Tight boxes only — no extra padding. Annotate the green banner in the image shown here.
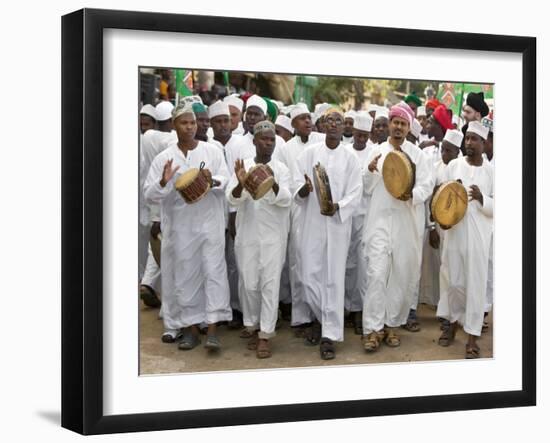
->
[175,69,193,98]
[437,83,493,116]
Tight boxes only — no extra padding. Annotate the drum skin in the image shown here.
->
[382,150,414,199]
[431,180,468,227]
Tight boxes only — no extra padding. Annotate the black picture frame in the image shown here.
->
[61,8,536,435]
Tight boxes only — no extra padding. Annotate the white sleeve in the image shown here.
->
[411,149,435,206]
[337,157,363,224]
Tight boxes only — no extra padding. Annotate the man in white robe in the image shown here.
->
[294,108,362,360]
[482,116,494,332]
[419,129,463,311]
[342,110,356,144]
[144,103,232,350]
[344,112,374,335]
[362,103,433,352]
[273,104,325,332]
[226,121,291,358]
[436,121,494,358]
[223,94,245,136]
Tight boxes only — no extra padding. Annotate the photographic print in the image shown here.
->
[138,67,495,374]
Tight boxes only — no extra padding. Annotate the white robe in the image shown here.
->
[226,158,291,337]
[344,143,374,313]
[437,156,494,336]
[294,142,363,341]
[144,141,232,329]
[273,132,326,323]
[419,160,448,307]
[485,155,494,313]
[139,130,176,280]
[362,140,434,334]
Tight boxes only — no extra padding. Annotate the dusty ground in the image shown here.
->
[139,304,493,375]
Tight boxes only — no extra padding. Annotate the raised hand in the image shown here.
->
[368,154,382,173]
[160,159,180,187]
[234,159,247,186]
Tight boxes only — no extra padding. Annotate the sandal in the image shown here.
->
[161,329,181,344]
[465,343,481,359]
[363,331,381,352]
[304,322,322,346]
[438,322,457,347]
[246,333,259,350]
[403,319,421,332]
[139,285,161,308]
[178,330,201,350]
[319,338,335,360]
[384,328,401,347]
[256,339,272,359]
[204,335,221,350]
[239,329,255,339]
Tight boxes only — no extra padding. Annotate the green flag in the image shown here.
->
[175,69,193,98]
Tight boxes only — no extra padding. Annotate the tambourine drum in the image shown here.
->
[382,150,415,200]
[431,180,468,227]
[175,167,210,204]
[150,233,162,266]
[313,162,333,215]
[244,164,274,200]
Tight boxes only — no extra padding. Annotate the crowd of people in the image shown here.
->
[138,84,494,362]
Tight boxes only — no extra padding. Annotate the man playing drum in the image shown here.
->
[144,102,232,351]
[226,121,292,359]
[436,121,494,359]
[293,108,363,360]
[362,103,433,353]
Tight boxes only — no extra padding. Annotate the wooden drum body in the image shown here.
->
[313,162,333,215]
[244,164,275,200]
[431,180,468,227]
[175,168,211,204]
[382,150,414,200]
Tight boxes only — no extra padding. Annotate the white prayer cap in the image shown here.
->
[344,110,357,120]
[443,129,464,147]
[311,112,319,124]
[411,119,422,138]
[246,94,268,114]
[155,101,174,121]
[367,104,379,113]
[275,115,293,133]
[223,95,244,112]
[466,121,489,140]
[353,112,373,132]
[374,107,389,120]
[290,103,310,121]
[208,100,230,119]
[140,104,157,120]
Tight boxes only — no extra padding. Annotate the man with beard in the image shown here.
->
[273,104,325,332]
[361,103,433,353]
[460,92,489,154]
[144,103,232,350]
[436,121,493,359]
[294,108,362,360]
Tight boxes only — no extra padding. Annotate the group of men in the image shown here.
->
[139,85,494,361]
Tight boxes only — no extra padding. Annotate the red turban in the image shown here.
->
[425,98,441,110]
[432,105,453,131]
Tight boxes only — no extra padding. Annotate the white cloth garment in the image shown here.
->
[437,156,494,336]
[232,121,245,135]
[226,158,292,338]
[362,140,434,334]
[273,132,326,324]
[294,142,363,341]
[342,135,354,145]
[343,143,374,313]
[419,160,448,307]
[144,141,232,329]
